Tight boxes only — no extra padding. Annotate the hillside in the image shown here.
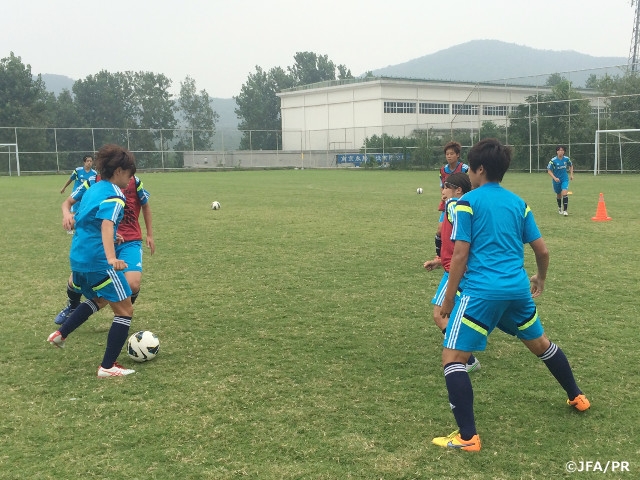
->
[369,39,627,86]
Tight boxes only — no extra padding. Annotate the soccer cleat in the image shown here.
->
[567,394,590,411]
[47,330,66,348]
[432,430,481,451]
[97,362,136,378]
[466,357,481,373]
[558,208,563,215]
[54,303,76,325]
[563,210,569,216]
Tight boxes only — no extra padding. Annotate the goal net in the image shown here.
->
[0,143,20,176]
[594,129,640,174]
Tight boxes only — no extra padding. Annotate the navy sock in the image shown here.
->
[444,362,476,440]
[101,316,132,369]
[538,342,581,400]
[557,198,562,209]
[58,300,99,337]
[467,354,477,366]
[563,195,568,211]
[67,284,82,309]
[131,290,139,305]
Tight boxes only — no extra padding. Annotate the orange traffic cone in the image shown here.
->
[591,193,612,221]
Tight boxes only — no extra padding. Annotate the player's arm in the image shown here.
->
[569,163,574,180]
[528,237,549,298]
[424,256,442,271]
[440,240,469,318]
[546,167,558,182]
[60,177,73,193]
[101,220,127,271]
[61,197,77,230]
[141,202,155,255]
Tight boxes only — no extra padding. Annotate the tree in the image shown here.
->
[0,52,54,169]
[175,76,218,151]
[235,52,353,151]
[235,66,292,150]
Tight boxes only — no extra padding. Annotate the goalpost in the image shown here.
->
[594,129,640,175]
[0,143,20,176]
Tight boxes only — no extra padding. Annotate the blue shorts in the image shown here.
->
[116,240,143,273]
[72,270,132,303]
[552,178,569,194]
[444,294,544,352]
[431,272,462,306]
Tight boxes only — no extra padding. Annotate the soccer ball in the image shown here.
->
[211,201,221,210]
[417,187,423,194]
[127,331,160,363]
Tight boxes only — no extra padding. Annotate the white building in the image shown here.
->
[277,77,594,153]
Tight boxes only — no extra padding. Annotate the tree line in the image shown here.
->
[3,50,639,171]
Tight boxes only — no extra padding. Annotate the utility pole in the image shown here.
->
[630,0,640,72]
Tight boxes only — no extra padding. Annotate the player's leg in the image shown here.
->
[48,272,106,348]
[96,270,135,377]
[561,180,570,215]
[554,182,563,213]
[117,240,143,304]
[511,300,589,411]
[54,274,83,324]
[432,295,496,451]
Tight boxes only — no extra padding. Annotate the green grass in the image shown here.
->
[1,170,638,479]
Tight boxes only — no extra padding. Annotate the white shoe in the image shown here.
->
[47,330,66,348]
[558,209,563,215]
[97,362,135,377]
[466,357,481,373]
[563,211,569,216]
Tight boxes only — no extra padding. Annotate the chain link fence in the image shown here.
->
[1,94,639,175]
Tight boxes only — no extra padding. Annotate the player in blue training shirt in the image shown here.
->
[431,138,589,452]
[547,145,573,216]
[60,155,97,206]
[48,144,139,378]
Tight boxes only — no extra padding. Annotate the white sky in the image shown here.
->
[2,0,634,98]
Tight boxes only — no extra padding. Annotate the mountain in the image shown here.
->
[369,40,627,87]
[40,73,75,95]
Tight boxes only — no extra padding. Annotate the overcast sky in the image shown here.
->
[2,0,634,98]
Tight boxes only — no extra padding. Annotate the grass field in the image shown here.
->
[1,169,638,479]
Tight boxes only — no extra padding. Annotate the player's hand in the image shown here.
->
[530,274,545,298]
[108,258,128,271]
[424,258,441,271]
[146,236,155,255]
[62,214,75,231]
[115,233,124,244]
[440,296,454,318]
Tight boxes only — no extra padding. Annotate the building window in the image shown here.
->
[384,101,416,114]
[482,105,509,116]
[419,103,449,114]
[452,104,479,115]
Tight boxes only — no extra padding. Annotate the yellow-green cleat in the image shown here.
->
[432,429,481,451]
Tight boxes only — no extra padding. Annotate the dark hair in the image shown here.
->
[467,138,511,183]
[556,145,566,152]
[95,144,136,179]
[444,172,472,194]
[443,141,461,155]
[82,155,93,163]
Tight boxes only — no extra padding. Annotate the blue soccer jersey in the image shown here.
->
[70,167,97,190]
[452,182,541,299]
[547,156,572,181]
[70,181,126,272]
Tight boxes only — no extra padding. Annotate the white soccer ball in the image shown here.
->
[417,187,423,194]
[211,201,221,210]
[127,330,160,363]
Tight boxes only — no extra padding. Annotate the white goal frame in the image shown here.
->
[594,129,640,175]
[0,143,20,176]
